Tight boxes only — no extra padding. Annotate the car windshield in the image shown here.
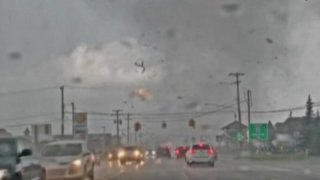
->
[3,0,320,179]
[0,139,16,157]
[41,144,82,157]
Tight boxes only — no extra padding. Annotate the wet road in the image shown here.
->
[94,155,320,180]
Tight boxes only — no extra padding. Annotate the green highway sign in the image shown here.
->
[249,123,268,140]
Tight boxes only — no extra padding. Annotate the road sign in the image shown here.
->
[74,112,88,139]
[237,131,244,142]
[249,123,268,140]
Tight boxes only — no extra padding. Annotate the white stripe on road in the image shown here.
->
[253,164,320,178]
[181,173,188,180]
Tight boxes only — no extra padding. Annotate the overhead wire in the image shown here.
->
[0,86,57,96]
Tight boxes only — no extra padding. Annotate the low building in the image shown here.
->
[0,128,11,137]
[221,121,247,146]
[275,117,305,138]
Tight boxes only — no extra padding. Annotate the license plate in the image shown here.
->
[196,151,207,157]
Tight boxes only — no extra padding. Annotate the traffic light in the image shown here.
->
[134,122,141,132]
[162,122,167,129]
[189,119,196,129]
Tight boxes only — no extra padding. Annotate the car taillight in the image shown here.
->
[91,154,95,161]
[190,149,195,156]
[175,149,180,155]
[208,149,214,156]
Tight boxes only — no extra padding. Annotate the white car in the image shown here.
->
[40,140,95,180]
[185,143,215,167]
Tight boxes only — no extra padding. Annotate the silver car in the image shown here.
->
[185,143,215,167]
[40,140,95,180]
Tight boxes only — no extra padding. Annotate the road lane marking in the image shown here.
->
[304,169,311,175]
[253,164,320,178]
[181,173,188,180]
[239,165,249,171]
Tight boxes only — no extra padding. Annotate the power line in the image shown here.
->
[65,85,127,91]
[0,112,59,122]
[3,118,62,128]
[0,86,57,96]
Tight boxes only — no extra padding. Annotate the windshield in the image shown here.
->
[41,144,82,157]
[2,0,320,179]
[0,139,16,157]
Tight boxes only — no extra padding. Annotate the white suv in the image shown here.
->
[185,143,215,167]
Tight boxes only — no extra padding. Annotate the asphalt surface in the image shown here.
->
[94,155,320,180]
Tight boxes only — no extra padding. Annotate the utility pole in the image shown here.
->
[229,72,245,149]
[71,102,75,136]
[102,126,106,153]
[113,110,122,145]
[139,132,142,146]
[247,90,252,148]
[135,131,137,145]
[127,113,130,145]
[60,86,65,136]
[247,90,251,126]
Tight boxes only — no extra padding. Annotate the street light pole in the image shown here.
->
[71,102,75,136]
[102,126,106,153]
[127,113,130,145]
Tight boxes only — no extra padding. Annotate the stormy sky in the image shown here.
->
[1,0,320,142]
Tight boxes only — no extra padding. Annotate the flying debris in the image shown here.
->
[134,60,146,73]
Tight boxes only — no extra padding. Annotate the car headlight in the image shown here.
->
[108,153,113,159]
[0,169,9,179]
[134,150,140,157]
[71,159,82,167]
[118,151,125,158]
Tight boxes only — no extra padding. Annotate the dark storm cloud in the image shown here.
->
[266,37,274,44]
[221,2,240,14]
[8,51,22,61]
[129,0,304,112]
[2,0,320,135]
[184,101,199,110]
[71,77,83,84]
[165,28,176,39]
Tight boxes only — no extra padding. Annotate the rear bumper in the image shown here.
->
[47,176,83,180]
[119,156,143,161]
[188,156,214,163]
[45,167,85,180]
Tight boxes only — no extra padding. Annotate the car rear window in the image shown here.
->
[192,144,210,150]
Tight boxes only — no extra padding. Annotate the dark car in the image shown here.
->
[117,146,144,165]
[0,137,45,180]
[156,146,171,158]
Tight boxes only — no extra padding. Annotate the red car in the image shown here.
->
[175,146,189,159]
